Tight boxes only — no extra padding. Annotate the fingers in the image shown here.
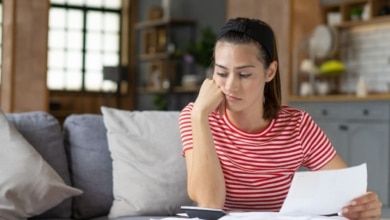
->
[342,211,378,219]
[217,97,226,116]
[341,192,382,220]
[353,192,378,204]
[343,205,381,219]
[195,79,224,115]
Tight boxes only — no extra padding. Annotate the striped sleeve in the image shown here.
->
[299,111,336,170]
[178,103,195,156]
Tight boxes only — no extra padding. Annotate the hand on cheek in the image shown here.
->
[194,79,224,115]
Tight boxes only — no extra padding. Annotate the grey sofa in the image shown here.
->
[6,111,187,220]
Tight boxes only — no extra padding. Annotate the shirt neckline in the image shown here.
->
[222,108,275,137]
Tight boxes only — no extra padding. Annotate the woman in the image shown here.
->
[178,17,382,219]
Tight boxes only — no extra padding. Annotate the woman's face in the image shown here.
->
[213,41,276,113]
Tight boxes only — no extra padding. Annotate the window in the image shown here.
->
[48,0,122,92]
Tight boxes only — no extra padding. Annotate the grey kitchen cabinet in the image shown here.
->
[315,121,349,164]
[289,101,390,207]
[348,122,389,206]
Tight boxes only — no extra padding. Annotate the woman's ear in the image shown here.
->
[265,61,278,82]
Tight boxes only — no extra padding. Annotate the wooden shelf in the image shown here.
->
[335,14,390,28]
[139,52,172,61]
[322,0,390,28]
[137,87,168,94]
[173,85,200,93]
[134,17,198,109]
[137,85,200,94]
[135,19,196,29]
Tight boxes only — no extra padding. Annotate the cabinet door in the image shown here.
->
[316,120,350,164]
[348,122,389,206]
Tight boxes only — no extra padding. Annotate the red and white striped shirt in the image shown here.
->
[179,103,336,211]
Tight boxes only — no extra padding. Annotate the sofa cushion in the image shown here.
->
[92,216,166,220]
[101,106,193,218]
[6,110,81,219]
[0,110,82,219]
[63,114,113,219]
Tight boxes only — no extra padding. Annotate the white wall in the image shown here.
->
[339,23,390,94]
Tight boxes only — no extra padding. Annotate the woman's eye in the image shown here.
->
[239,73,251,78]
[217,72,228,77]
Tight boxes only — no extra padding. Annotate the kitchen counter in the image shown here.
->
[287,93,390,103]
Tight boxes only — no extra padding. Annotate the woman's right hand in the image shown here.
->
[193,78,225,115]
[186,78,227,207]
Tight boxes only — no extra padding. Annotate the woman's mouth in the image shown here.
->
[221,89,241,101]
[225,94,241,101]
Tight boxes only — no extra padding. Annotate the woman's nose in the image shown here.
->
[225,75,238,91]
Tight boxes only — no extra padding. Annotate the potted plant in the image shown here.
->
[350,6,363,21]
[186,26,217,69]
[181,26,217,82]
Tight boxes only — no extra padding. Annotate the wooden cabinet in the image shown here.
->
[322,0,390,28]
[134,19,199,110]
[290,101,390,207]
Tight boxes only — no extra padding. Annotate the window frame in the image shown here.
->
[48,2,123,93]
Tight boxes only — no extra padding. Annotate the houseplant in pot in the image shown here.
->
[185,26,216,80]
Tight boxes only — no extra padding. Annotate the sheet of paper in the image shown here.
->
[220,212,347,220]
[155,218,201,220]
[280,163,367,216]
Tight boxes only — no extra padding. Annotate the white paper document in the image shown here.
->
[280,163,367,216]
[220,212,346,220]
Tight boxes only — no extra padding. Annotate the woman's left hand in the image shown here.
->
[341,191,382,219]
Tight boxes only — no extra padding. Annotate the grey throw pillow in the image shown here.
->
[0,109,83,219]
[101,106,192,218]
[6,111,75,219]
[63,114,113,219]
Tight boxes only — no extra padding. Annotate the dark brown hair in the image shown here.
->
[214,17,281,120]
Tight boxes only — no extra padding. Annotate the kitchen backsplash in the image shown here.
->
[339,23,390,94]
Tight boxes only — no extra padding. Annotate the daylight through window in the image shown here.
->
[48,0,121,92]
